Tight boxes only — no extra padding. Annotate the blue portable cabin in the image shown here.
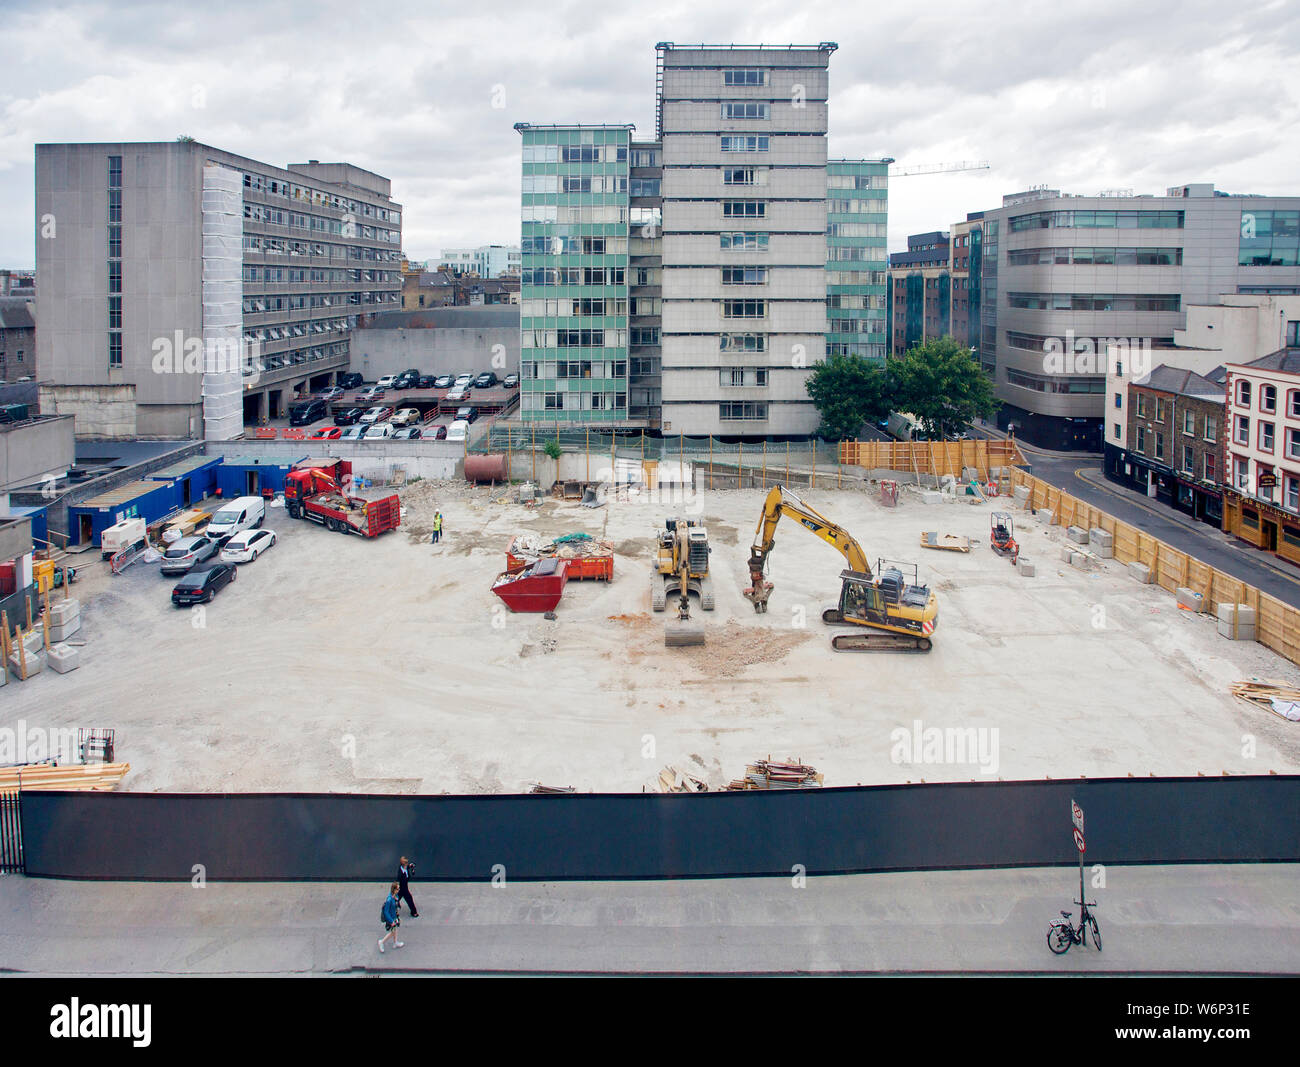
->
[149,455,222,510]
[215,455,307,500]
[2,505,49,552]
[66,479,180,547]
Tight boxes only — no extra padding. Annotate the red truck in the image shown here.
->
[283,462,401,538]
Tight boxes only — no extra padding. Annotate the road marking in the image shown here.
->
[1071,469,1300,594]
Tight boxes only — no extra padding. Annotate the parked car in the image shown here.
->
[220,528,277,564]
[433,374,454,389]
[395,369,420,389]
[360,405,394,424]
[339,425,368,441]
[433,424,448,440]
[339,372,364,389]
[206,496,266,544]
[391,407,422,427]
[288,398,328,426]
[456,406,479,424]
[358,386,386,402]
[334,407,365,426]
[310,426,342,440]
[416,374,437,389]
[453,373,474,389]
[160,535,220,576]
[503,373,519,389]
[393,426,423,440]
[364,422,395,439]
[317,386,345,401]
[377,374,398,389]
[172,563,237,606]
[473,371,499,389]
[445,386,471,403]
[445,419,470,443]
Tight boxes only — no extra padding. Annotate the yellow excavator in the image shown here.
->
[743,486,939,653]
[653,518,713,647]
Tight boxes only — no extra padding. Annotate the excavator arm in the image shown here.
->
[744,486,873,611]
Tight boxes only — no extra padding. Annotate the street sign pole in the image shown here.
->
[1072,799,1086,905]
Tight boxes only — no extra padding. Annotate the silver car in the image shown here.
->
[160,535,219,575]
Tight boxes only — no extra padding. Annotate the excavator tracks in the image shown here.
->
[831,632,933,653]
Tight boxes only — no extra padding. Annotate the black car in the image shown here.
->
[171,563,237,606]
[288,398,328,426]
[334,407,366,426]
[339,372,364,389]
[433,374,454,389]
[473,372,499,388]
[416,374,436,389]
[456,406,480,424]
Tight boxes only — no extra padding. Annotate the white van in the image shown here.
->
[206,495,266,544]
[445,419,469,443]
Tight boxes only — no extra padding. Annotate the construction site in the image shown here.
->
[4,439,1300,799]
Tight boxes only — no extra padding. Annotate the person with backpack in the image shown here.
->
[397,856,419,918]
[378,882,403,953]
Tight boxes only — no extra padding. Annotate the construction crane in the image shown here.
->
[886,160,990,178]
[742,486,939,653]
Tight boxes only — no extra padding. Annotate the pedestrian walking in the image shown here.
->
[378,881,403,953]
[431,511,443,544]
[397,856,419,918]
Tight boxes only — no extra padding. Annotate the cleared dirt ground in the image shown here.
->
[8,479,1300,793]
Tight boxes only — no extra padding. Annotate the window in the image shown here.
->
[1204,451,1216,482]
[1236,457,1250,490]
[108,296,121,329]
[723,69,766,86]
[1260,421,1275,452]
[1235,415,1250,445]
[108,155,122,188]
[108,226,121,257]
[1289,478,1300,512]
[720,135,769,153]
[720,333,766,352]
[1114,392,1122,409]
[1182,410,1195,435]
[1237,380,1252,407]
[1136,426,1146,452]
[1113,422,1121,440]
[1261,384,1278,412]
[1155,398,1165,423]
[108,261,121,294]
[1239,209,1300,267]
[721,102,769,120]
[1154,432,1164,460]
[722,300,766,318]
[1136,394,1147,417]
[723,201,765,218]
[721,266,767,285]
[719,401,768,421]
[723,168,757,186]
[720,232,769,250]
[108,333,121,367]
[1204,416,1217,443]
[1290,390,1300,418]
[1182,445,1194,474]
[1288,427,1300,460]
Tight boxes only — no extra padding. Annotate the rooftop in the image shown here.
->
[1133,365,1225,399]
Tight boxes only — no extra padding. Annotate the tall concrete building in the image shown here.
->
[516,42,852,438]
[36,142,402,439]
[977,183,1300,451]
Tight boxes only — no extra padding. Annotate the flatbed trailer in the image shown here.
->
[283,465,399,537]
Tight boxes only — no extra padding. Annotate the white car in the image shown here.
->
[220,528,277,564]
[453,373,473,388]
[339,425,368,441]
[359,405,392,424]
[377,375,398,389]
[445,419,470,443]
[445,386,471,403]
[391,407,421,427]
[364,422,395,439]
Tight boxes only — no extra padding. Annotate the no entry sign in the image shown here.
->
[1073,827,1086,853]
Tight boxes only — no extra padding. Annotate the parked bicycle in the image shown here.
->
[1047,899,1101,954]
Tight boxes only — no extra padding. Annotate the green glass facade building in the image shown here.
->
[827,160,889,363]
[516,124,633,423]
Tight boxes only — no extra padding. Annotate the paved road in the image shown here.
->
[2,865,1296,975]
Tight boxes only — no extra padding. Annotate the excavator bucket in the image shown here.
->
[664,616,706,647]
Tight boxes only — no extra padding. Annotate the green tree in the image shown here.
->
[805,353,893,440]
[890,336,998,439]
[542,439,563,461]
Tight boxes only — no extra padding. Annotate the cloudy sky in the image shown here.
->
[1,0,1297,268]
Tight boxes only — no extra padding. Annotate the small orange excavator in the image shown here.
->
[990,511,1020,564]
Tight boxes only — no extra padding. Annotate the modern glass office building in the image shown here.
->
[827,159,889,364]
[516,125,633,423]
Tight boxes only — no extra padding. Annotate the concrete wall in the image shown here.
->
[38,384,137,439]
[348,324,519,382]
[0,414,75,493]
[0,514,32,561]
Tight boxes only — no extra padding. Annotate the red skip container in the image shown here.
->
[491,557,569,613]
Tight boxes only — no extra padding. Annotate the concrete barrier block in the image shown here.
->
[1067,525,1090,544]
[1036,508,1057,524]
[1129,562,1153,584]
[920,491,942,505]
[49,599,81,626]
[1016,557,1036,577]
[46,643,79,674]
[49,616,81,642]
[1216,604,1257,640]
[1088,529,1114,558]
[20,629,43,655]
[1013,486,1031,508]
[1060,546,1076,563]
[1176,586,1204,612]
[1071,552,1091,570]
[8,650,43,678]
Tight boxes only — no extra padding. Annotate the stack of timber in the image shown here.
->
[0,761,131,795]
[658,765,709,793]
[1230,680,1300,721]
[727,757,823,791]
